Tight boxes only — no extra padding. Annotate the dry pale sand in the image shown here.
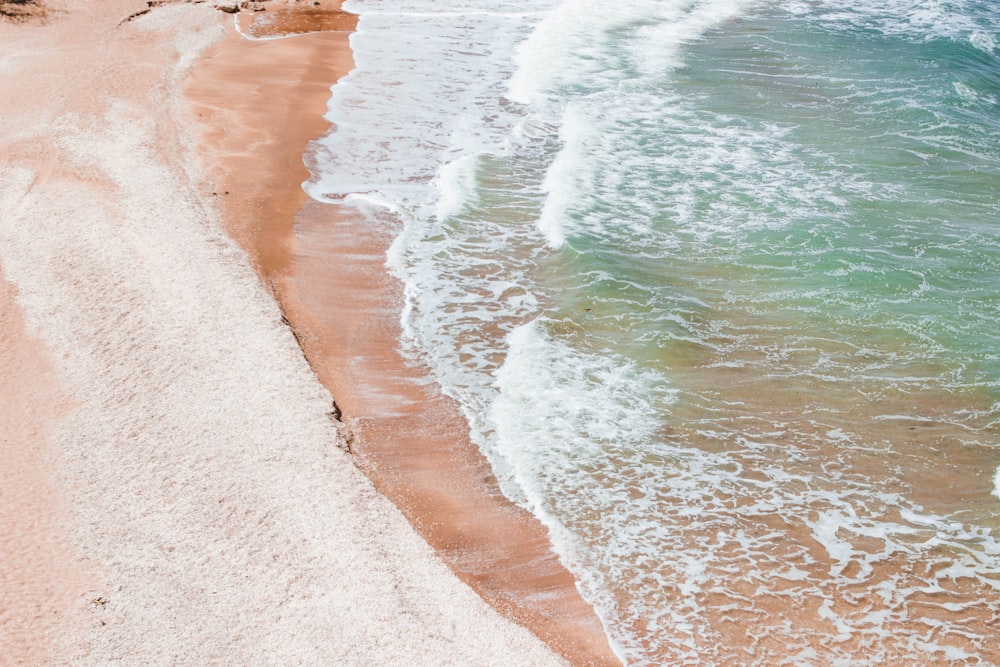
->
[0,271,95,665]
[0,1,566,663]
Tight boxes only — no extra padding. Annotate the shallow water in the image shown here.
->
[306,0,1000,662]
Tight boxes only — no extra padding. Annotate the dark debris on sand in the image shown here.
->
[0,0,48,22]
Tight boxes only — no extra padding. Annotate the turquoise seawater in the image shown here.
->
[307,0,1000,662]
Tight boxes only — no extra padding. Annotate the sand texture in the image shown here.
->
[0,2,565,663]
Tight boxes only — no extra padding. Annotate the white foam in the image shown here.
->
[970,31,998,54]
[507,0,758,104]
[506,0,609,104]
[536,105,595,248]
[954,81,980,103]
[434,154,480,222]
[487,320,676,654]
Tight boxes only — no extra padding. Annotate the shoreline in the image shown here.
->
[186,5,620,665]
[184,6,356,281]
[279,199,620,665]
[0,2,570,662]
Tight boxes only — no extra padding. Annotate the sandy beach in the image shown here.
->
[183,5,620,665]
[0,0,592,662]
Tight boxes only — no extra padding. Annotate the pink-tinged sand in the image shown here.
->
[0,1,566,663]
[0,271,96,664]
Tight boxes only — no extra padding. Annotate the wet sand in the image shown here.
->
[279,202,620,666]
[0,1,567,663]
[185,5,620,665]
[184,6,356,279]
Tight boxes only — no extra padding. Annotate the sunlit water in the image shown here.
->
[305,0,1000,662]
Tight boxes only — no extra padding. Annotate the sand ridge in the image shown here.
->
[0,2,565,663]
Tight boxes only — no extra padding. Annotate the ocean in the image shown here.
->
[304,0,1000,662]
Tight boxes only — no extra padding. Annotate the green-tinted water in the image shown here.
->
[492,5,1000,662]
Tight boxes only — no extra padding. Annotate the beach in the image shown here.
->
[0,1,605,663]
[8,0,1000,662]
